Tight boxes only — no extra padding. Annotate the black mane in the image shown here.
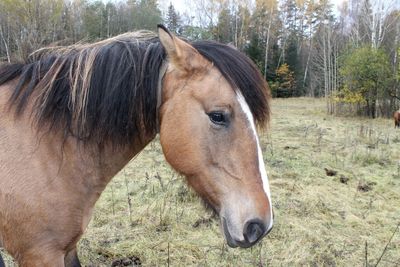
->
[0,32,270,146]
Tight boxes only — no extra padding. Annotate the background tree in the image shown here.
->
[214,6,233,43]
[134,0,162,31]
[83,1,107,39]
[166,2,181,34]
[339,46,393,117]
[270,63,296,97]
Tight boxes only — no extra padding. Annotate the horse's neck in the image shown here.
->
[77,138,154,189]
[0,81,155,201]
[49,131,156,201]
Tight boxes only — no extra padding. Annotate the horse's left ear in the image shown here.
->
[157,24,208,73]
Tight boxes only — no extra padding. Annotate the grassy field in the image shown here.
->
[2,98,400,266]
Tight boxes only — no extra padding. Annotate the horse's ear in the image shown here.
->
[158,25,177,57]
[157,24,207,73]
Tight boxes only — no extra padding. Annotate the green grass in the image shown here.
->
[2,98,399,266]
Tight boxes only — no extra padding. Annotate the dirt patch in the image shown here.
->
[284,145,299,150]
[324,168,338,176]
[111,256,141,266]
[339,175,349,184]
[357,180,376,192]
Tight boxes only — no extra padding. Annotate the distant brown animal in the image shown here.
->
[394,110,400,128]
[0,25,273,266]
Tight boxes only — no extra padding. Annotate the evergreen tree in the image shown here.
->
[166,3,181,34]
[214,7,233,43]
[285,32,302,95]
[280,0,303,94]
[245,33,263,70]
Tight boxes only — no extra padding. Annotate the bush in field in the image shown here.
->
[337,46,393,118]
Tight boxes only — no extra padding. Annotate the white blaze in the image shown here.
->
[236,92,273,231]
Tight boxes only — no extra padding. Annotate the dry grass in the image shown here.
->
[1,97,399,266]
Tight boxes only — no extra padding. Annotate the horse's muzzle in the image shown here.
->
[223,217,271,248]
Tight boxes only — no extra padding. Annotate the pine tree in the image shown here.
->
[166,3,181,34]
[214,7,233,43]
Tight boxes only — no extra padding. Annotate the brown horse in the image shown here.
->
[0,25,273,266]
[394,110,400,128]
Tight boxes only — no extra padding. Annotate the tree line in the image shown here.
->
[0,0,399,118]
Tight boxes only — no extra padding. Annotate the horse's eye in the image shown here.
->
[208,112,226,125]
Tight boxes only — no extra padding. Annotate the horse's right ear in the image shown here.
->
[157,24,207,73]
[158,25,178,59]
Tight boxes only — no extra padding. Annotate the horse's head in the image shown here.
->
[158,26,273,248]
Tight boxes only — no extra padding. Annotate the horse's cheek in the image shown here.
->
[160,135,201,176]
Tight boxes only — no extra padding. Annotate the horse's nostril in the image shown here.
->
[243,219,266,244]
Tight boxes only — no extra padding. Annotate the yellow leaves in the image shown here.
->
[331,87,366,104]
[272,63,296,97]
[276,63,295,87]
[276,63,290,76]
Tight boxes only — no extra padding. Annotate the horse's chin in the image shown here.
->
[221,217,239,248]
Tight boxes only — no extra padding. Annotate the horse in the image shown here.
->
[0,25,273,266]
[394,110,400,128]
